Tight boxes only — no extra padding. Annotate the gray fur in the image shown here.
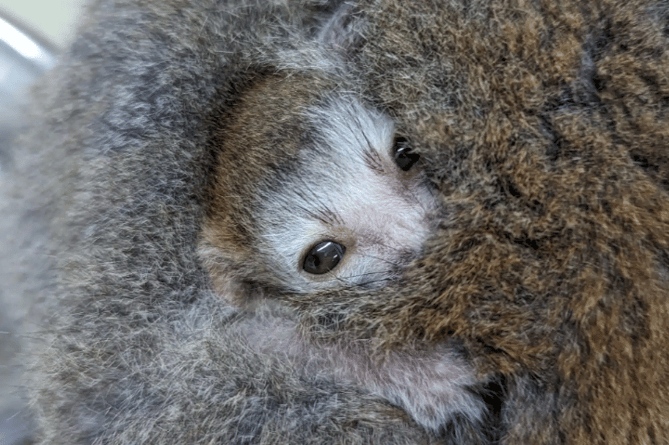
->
[0,0,467,443]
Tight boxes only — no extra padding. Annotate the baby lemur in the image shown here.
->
[198,73,485,431]
[199,74,436,301]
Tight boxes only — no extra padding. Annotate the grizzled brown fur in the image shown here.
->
[288,0,669,443]
[3,0,669,443]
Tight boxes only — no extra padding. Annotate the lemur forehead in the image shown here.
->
[307,96,396,159]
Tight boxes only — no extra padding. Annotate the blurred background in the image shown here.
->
[0,0,85,173]
[0,0,84,48]
[0,2,83,444]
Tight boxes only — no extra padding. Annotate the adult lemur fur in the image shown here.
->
[3,0,669,443]
[3,0,487,443]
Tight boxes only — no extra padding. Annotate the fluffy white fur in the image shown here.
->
[237,303,484,432]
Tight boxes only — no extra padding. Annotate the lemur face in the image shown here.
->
[261,97,437,293]
[199,75,437,302]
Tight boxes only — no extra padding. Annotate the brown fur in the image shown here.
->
[285,0,669,443]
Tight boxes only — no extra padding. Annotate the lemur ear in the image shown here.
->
[317,2,363,58]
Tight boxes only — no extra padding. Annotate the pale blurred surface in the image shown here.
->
[0,5,62,444]
[0,0,85,48]
[0,9,57,175]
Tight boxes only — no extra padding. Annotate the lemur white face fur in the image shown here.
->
[199,74,484,432]
[259,97,436,293]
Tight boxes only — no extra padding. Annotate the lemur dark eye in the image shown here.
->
[393,136,420,171]
[303,240,346,275]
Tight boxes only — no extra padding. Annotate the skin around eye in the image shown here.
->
[303,240,346,274]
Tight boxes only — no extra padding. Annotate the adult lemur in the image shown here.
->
[4,0,669,443]
[3,1,489,443]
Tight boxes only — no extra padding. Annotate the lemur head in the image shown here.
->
[199,73,437,305]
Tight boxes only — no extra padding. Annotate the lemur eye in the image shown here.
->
[393,136,420,171]
[303,240,346,275]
